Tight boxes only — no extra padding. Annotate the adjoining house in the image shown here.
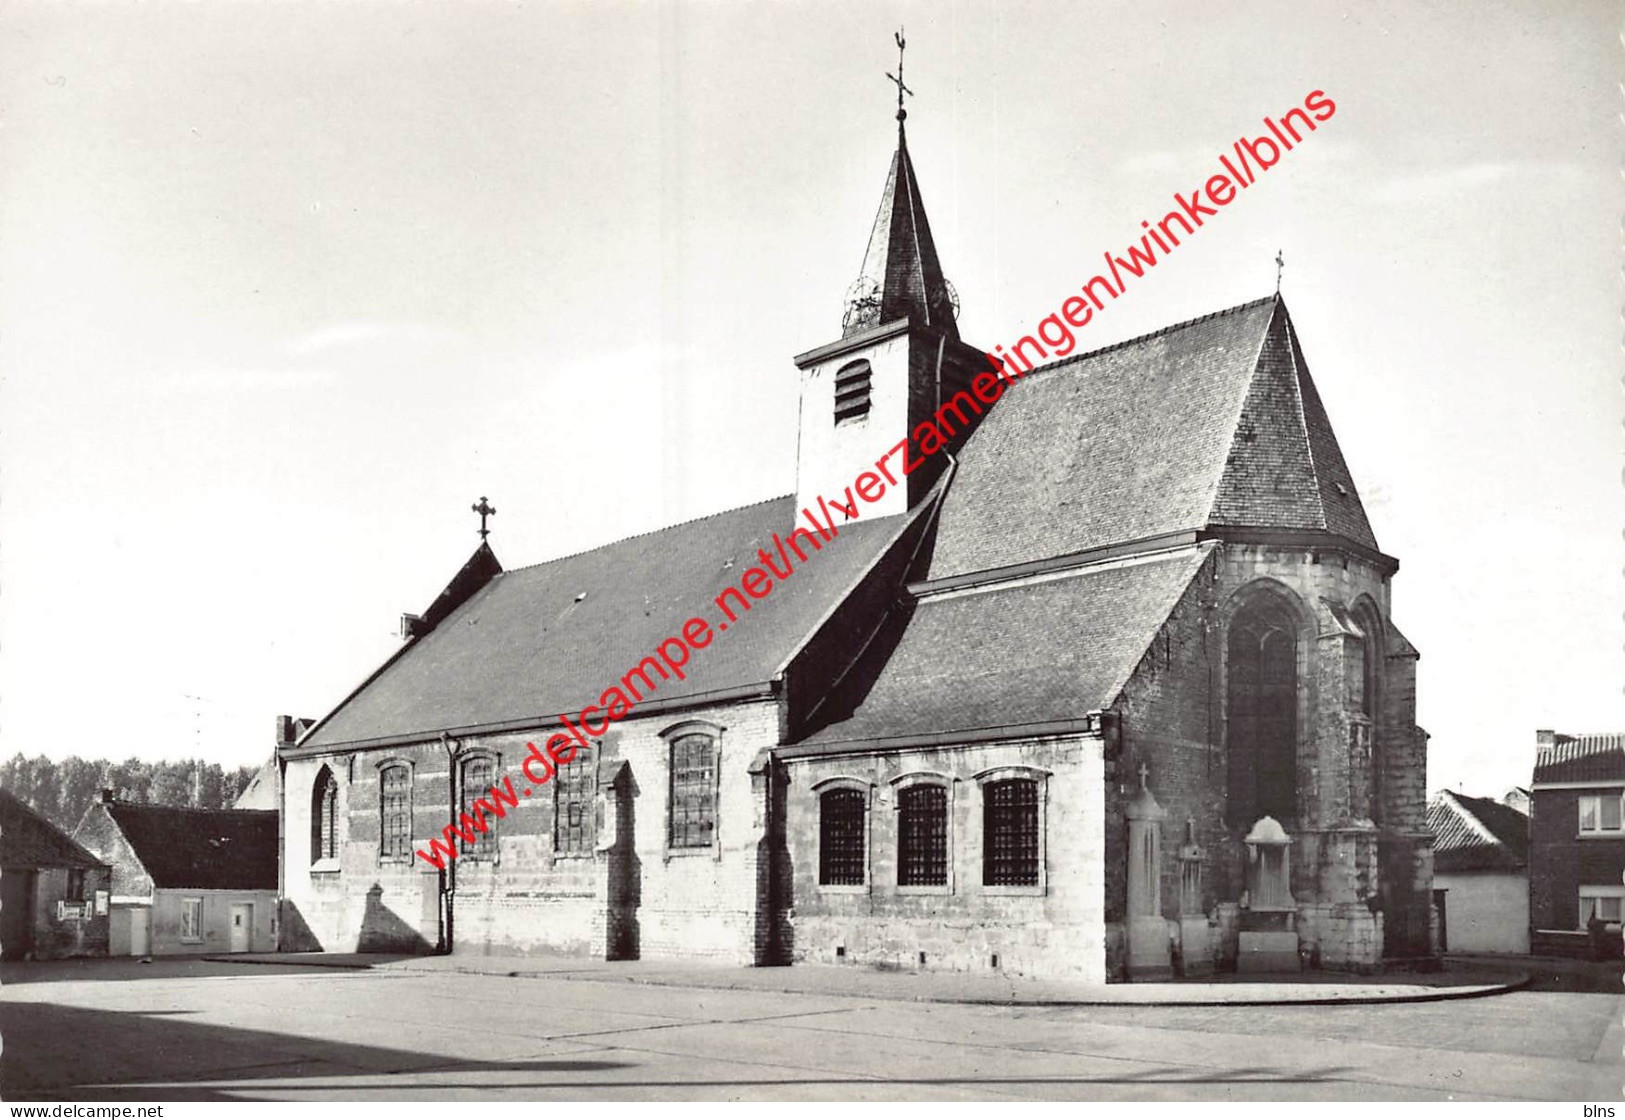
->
[0,787,112,960]
[1529,729,1625,958]
[72,791,278,956]
[1427,789,1528,954]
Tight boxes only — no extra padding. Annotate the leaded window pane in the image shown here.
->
[459,757,497,857]
[380,765,412,858]
[983,779,1039,886]
[555,757,596,855]
[669,733,717,849]
[819,788,866,885]
[898,784,947,886]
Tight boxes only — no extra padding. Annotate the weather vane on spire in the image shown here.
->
[886,27,912,122]
[471,496,496,541]
[1275,249,1285,294]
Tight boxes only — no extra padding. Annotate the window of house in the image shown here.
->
[834,360,872,424]
[1580,887,1625,927]
[380,763,412,859]
[669,732,717,849]
[459,755,498,859]
[312,768,339,864]
[554,756,596,856]
[897,783,948,887]
[818,787,867,886]
[180,898,203,942]
[983,778,1040,887]
[1578,792,1624,834]
[66,869,86,901]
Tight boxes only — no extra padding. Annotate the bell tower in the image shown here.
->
[792,31,989,519]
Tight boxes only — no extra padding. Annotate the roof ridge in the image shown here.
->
[497,493,794,577]
[1436,789,1507,850]
[1010,293,1278,383]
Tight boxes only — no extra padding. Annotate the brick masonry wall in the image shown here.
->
[1529,787,1625,930]
[26,866,111,959]
[784,735,1106,982]
[281,698,782,964]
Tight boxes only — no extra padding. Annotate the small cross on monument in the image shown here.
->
[886,28,913,122]
[1275,249,1285,294]
[471,496,496,541]
[1138,762,1151,791]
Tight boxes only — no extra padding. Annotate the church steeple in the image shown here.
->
[841,31,958,340]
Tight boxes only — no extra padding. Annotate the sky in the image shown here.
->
[0,1,1618,798]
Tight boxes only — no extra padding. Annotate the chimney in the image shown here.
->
[100,788,115,803]
[276,714,317,750]
[1536,729,1557,754]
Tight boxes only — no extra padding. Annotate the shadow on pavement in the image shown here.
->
[0,1001,635,1102]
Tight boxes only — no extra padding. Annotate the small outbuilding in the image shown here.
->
[73,792,278,956]
[0,787,112,960]
[1428,789,1529,954]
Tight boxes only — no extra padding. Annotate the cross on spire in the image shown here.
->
[886,27,912,122]
[1275,249,1285,294]
[471,496,496,541]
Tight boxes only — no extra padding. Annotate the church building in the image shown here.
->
[277,83,1434,980]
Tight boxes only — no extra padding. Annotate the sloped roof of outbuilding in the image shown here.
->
[790,545,1214,751]
[104,802,278,891]
[301,496,914,751]
[0,787,109,871]
[1429,790,1528,872]
[926,296,1379,580]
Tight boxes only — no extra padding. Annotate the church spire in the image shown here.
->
[841,30,958,341]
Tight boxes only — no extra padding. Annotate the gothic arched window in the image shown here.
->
[1226,594,1300,826]
[311,766,338,864]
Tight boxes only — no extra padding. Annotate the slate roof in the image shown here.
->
[844,122,957,341]
[105,802,278,890]
[926,296,1379,580]
[792,546,1214,750]
[1428,790,1528,872]
[1534,733,1625,784]
[303,496,913,750]
[0,787,109,871]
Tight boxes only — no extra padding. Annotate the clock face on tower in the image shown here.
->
[842,276,882,334]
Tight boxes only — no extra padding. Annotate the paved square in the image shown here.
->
[2,959,1620,1101]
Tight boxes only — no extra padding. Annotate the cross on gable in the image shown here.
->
[471,496,496,540]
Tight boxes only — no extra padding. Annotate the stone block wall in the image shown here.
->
[784,734,1106,981]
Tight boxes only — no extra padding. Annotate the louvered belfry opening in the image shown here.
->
[833,360,872,424]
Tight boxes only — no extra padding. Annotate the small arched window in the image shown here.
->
[457,754,499,858]
[311,766,338,865]
[379,763,412,860]
[982,778,1039,886]
[834,360,872,424]
[897,783,948,886]
[668,731,718,849]
[818,787,867,886]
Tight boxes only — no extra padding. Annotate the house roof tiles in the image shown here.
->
[104,802,278,891]
[0,787,109,872]
[1428,790,1528,872]
[1534,733,1625,784]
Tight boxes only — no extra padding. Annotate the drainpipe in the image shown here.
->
[438,731,457,955]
